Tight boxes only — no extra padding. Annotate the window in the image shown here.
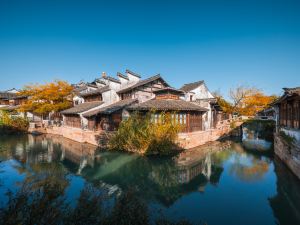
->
[190,95,193,101]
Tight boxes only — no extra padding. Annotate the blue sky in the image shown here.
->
[0,0,299,97]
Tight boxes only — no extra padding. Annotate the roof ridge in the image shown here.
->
[126,69,141,78]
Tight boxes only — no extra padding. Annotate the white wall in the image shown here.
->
[118,76,129,87]
[127,72,140,83]
[184,83,215,130]
[102,90,119,104]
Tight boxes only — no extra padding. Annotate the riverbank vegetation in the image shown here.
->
[108,112,181,155]
[0,110,29,134]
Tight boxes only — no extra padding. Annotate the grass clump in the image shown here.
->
[108,111,182,155]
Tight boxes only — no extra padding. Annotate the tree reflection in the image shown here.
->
[0,180,195,225]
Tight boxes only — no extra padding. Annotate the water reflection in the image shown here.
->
[269,158,300,225]
[242,120,274,152]
[0,134,300,225]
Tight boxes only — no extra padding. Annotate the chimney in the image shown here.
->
[102,72,106,78]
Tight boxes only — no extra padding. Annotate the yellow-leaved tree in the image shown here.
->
[18,80,73,118]
[229,85,277,116]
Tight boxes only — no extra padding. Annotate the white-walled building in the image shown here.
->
[180,80,216,130]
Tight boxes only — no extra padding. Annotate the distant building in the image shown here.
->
[0,89,27,116]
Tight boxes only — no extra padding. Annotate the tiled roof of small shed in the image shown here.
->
[83,99,137,117]
[61,101,103,115]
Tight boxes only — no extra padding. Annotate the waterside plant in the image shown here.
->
[108,111,182,155]
[0,110,29,134]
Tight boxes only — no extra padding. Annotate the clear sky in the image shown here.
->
[0,0,299,97]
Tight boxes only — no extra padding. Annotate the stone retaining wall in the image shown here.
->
[274,133,300,180]
[45,126,103,146]
[177,124,232,149]
[32,120,237,149]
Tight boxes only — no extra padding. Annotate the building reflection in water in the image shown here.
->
[1,134,300,224]
[269,158,300,225]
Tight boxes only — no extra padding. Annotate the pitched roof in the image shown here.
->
[79,86,110,97]
[83,99,138,117]
[126,69,141,78]
[153,87,185,96]
[0,92,16,100]
[283,87,300,95]
[117,74,169,94]
[0,92,26,100]
[127,99,208,112]
[180,80,204,92]
[73,86,88,94]
[61,101,103,115]
[273,87,300,105]
[93,79,106,85]
[117,72,129,80]
[103,76,121,84]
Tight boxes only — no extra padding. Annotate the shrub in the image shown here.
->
[0,110,29,133]
[108,111,181,155]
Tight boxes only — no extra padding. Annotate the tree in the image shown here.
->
[212,90,234,114]
[18,80,73,117]
[228,85,277,116]
[239,93,277,116]
[229,85,259,113]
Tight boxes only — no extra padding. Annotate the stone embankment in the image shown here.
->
[274,133,300,180]
[29,119,243,150]
[177,121,242,149]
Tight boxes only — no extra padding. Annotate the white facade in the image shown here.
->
[182,82,215,130]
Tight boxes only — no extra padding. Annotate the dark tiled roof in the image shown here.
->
[0,92,26,100]
[126,69,141,78]
[283,87,300,95]
[61,101,103,115]
[153,87,185,96]
[86,83,98,88]
[0,92,16,99]
[180,80,204,92]
[83,99,138,117]
[93,79,106,85]
[273,87,300,105]
[79,86,110,97]
[128,99,208,112]
[117,72,129,80]
[117,74,169,94]
[74,86,88,94]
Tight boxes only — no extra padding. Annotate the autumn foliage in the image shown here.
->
[239,92,277,116]
[215,85,277,116]
[18,80,73,116]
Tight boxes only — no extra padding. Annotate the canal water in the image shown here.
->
[0,134,300,225]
